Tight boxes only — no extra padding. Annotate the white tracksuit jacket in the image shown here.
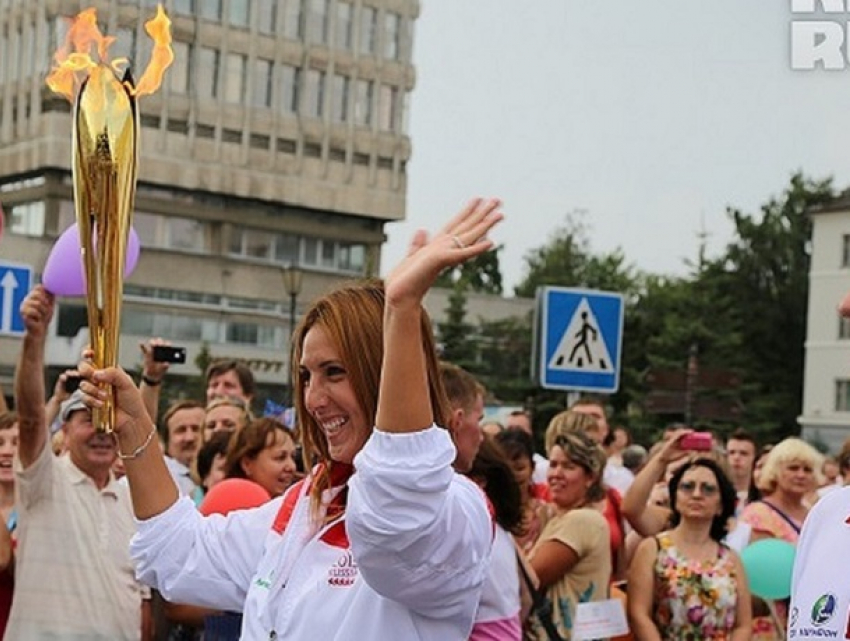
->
[131,427,492,640]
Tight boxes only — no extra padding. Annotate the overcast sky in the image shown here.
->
[381,1,850,294]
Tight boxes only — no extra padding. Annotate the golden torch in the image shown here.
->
[47,7,173,432]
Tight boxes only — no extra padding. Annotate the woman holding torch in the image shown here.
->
[77,199,503,640]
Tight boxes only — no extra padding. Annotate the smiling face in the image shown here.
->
[300,326,370,465]
[241,429,297,497]
[0,423,18,484]
[546,444,593,511]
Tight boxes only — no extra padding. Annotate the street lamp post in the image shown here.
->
[282,264,303,403]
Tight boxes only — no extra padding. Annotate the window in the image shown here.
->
[338,243,366,273]
[197,47,220,99]
[305,69,325,118]
[274,233,300,264]
[8,201,45,236]
[173,0,194,16]
[359,6,377,55]
[224,53,247,104]
[283,0,303,39]
[0,26,7,85]
[9,25,18,82]
[320,240,335,268]
[169,41,191,95]
[331,74,349,122]
[378,84,396,131]
[113,28,136,63]
[252,58,273,108]
[336,3,353,49]
[133,212,210,252]
[303,237,318,265]
[228,0,250,28]
[837,379,850,412]
[122,309,219,343]
[843,234,850,268]
[384,12,400,59]
[226,322,277,347]
[841,316,850,340]
[307,0,330,44]
[244,229,273,259]
[279,65,300,114]
[200,0,222,22]
[257,0,277,35]
[354,79,373,126]
[165,218,207,252]
[57,305,88,338]
[22,22,34,81]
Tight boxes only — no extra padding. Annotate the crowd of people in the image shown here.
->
[0,199,847,640]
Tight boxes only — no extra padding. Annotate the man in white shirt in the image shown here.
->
[11,285,149,640]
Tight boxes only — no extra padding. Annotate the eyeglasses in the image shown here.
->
[677,480,719,496]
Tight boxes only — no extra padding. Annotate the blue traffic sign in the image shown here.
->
[538,287,624,393]
[0,261,32,337]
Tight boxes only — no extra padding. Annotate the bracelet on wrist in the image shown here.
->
[114,426,157,461]
[141,375,161,387]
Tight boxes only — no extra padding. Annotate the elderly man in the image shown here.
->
[9,285,150,640]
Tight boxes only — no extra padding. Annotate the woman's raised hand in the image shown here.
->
[385,198,503,308]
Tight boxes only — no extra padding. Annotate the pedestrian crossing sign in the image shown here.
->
[537,287,624,393]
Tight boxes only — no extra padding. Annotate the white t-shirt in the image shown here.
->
[8,445,147,640]
[789,486,850,639]
[471,525,522,640]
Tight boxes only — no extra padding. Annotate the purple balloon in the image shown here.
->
[42,223,141,296]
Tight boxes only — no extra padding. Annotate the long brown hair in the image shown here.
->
[291,280,451,520]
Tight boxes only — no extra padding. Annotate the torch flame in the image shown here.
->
[46,4,173,101]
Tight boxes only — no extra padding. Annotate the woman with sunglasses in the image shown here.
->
[75,199,502,640]
[627,458,752,640]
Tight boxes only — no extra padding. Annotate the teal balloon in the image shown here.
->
[740,538,796,600]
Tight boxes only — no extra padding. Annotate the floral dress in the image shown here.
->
[652,533,740,640]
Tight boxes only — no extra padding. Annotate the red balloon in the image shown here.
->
[199,478,271,516]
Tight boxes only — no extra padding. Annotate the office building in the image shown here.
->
[0,0,418,404]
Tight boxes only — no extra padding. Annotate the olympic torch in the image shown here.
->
[47,6,173,432]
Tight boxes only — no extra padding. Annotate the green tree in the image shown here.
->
[514,213,639,299]
[702,172,835,442]
[437,281,478,371]
[475,313,536,404]
[436,244,504,295]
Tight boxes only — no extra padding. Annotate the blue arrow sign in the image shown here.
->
[0,262,32,337]
[538,287,624,393]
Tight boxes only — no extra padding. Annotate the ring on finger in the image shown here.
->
[451,235,466,249]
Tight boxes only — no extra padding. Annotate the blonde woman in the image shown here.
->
[740,437,822,637]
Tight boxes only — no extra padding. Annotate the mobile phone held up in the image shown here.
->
[63,376,81,394]
[680,431,713,452]
[152,345,187,364]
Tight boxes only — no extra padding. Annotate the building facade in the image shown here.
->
[0,0,419,404]
[800,198,850,451]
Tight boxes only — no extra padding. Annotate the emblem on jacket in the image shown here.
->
[327,550,358,587]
